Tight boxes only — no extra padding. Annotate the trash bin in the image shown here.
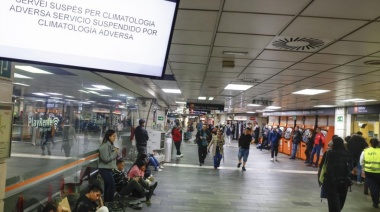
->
[164,137,172,163]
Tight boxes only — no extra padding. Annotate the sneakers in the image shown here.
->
[149,182,158,194]
[176,154,184,158]
[270,158,274,162]
[306,163,312,166]
[155,168,162,172]
[159,165,164,169]
[237,162,242,168]
[242,166,246,171]
[312,164,318,168]
[357,181,364,185]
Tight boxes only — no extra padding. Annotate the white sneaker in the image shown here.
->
[159,165,164,169]
[357,181,363,185]
[157,168,162,172]
[180,154,184,157]
[176,155,181,158]
[270,158,274,162]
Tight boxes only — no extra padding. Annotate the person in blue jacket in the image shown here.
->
[268,126,282,162]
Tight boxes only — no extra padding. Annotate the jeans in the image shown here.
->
[98,168,115,202]
[149,156,160,169]
[198,146,207,163]
[174,141,181,155]
[290,143,299,158]
[271,144,279,158]
[119,178,147,197]
[213,151,222,168]
[137,146,147,159]
[356,159,363,182]
[309,145,322,165]
[365,172,380,207]
[238,148,249,162]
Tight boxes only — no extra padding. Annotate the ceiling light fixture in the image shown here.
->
[175,101,186,104]
[208,97,214,100]
[79,90,89,93]
[50,97,62,99]
[355,99,377,103]
[266,106,281,109]
[223,51,248,56]
[12,82,30,86]
[314,105,337,108]
[119,94,127,97]
[109,99,121,102]
[14,73,33,79]
[198,97,206,100]
[246,111,256,114]
[224,84,253,91]
[46,93,62,95]
[65,95,74,98]
[84,87,103,91]
[33,93,49,96]
[162,89,181,94]
[92,85,113,90]
[342,98,365,102]
[247,104,261,107]
[15,65,52,74]
[292,89,330,95]
[99,94,111,97]
[88,91,100,95]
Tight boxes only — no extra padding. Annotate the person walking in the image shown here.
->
[318,137,353,212]
[289,126,302,159]
[98,129,118,202]
[172,125,183,158]
[196,124,210,166]
[237,128,252,171]
[347,131,368,184]
[268,127,282,161]
[135,119,149,158]
[208,130,225,169]
[307,127,325,167]
[360,138,380,208]
[304,129,315,164]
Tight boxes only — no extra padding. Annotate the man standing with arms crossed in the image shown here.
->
[135,119,149,158]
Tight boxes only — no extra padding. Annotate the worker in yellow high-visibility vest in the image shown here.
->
[360,138,380,209]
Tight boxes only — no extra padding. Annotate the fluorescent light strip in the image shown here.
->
[33,93,49,96]
[208,97,214,100]
[84,87,103,91]
[224,84,253,91]
[50,97,62,99]
[355,99,377,103]
[109,99,121,102]
[292,89,330,95]
[14,73,33,79]
[162,89,181,94]
[92,85,113,90]
[65,95,74,98]
[176,101,186,104]
[247,104,261,107]
[266,106,281,109]
[198,97,206,100]
[119,94,127,97]
[246,111,256,114]
[223,51,248,56]
[13,82,30,86]
[46,93,62,95]
[342,98,365,102]
[15,65,52,74]
[314,105,337,108]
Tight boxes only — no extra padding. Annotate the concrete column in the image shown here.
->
[0,60,14,212]
[334,107,347,137]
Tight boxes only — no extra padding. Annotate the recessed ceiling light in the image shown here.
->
[262,109,275,112]
[342,98,365,102]
[119,94,127,97]
[109,99,121,102]
[12,82,30,86]
[356,99,377,103]
[246,111,256,113]
[266,106,281,109]
[79,102,91,105]
[247,104,261,107]
[224,84,253,91]
[87,101,96,103]
[33,93,49,96]
[198,97,206,100]
[50,97,62,99]
[15,65,52,74]
[92,85,113,90]
[79,90,89,93]
[65,95,74,98]
[223,51,248,56]
[292,89,330,95]
[162,89,181,94]
[14,73,33,79]
[176,101,186,104]
[208,97,214,100]
[85,87,103,91]
[127,97,135,99]
[46,93,62,95]
[35,99,44,102]
[314,105,337,108]
[99,94,111,97]
[65,99,76,101]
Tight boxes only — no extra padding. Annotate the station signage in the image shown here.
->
[348,105,380,114]
[28,116,60,128]
[187,103,224,113]
[263,108,335,116]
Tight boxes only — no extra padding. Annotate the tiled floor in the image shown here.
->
[138,139,378,212]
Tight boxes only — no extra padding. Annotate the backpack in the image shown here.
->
[302,129,310,143]
[226,127,231,136]
[326,150,353,188]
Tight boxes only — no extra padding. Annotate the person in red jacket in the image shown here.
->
[307,127,325,167]
[172,126,183,158]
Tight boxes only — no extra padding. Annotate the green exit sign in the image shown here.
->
[337,116,343,122]
[0,61,11,80]
[157,116,164,121]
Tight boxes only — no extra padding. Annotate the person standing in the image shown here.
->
[268,127,282,161]
[307,127,325,167]
[347,131,368,184]
[225,124,232,145]
[318,137,353,212]
[304,129,315,164]
[253,122,260,145]
[360,138,380,208]
[98,129,118,202]
[135,119,149,158]
[196,125,210,166]
[61,120,76,157]
[172,126,183,158]
[237,128,252,171]
[289,126,302,159]
[208,130,225,169]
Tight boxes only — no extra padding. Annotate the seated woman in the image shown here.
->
[148,153,164,171]
[127,160,158,197]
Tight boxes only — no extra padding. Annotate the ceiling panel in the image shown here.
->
[169,44,210,56]
[303,54,362,65]
[175,10,218,31]
[206,72,240,78]
[301,0,380,20]
[345,57,380,67]
[328,65,379,74]
[214,33,274,49]
[179,0,221,10]
[211,47,261,59]
[320,41,380,56]
[257,50,311,62]
[172,30,214,45]
[371,52,380,57]
[169,55,209,64]
[281,17,366,39]
[289,63,337,71]
[269,75,306,82]
[279,69,320,77]
[209,57,252,67]
[171,63,207,71]
[208,65,246,73]
[243,67,283,75]
[218,12,293,35]
[237,73,273,81]
[313,72,358,80]
[344,22,380,43]
[224,0,311,15]
[249,60,294,69]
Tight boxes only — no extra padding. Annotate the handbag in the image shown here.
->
[319,152,328,184]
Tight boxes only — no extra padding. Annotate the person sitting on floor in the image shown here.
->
[148,153,164,171]
[113,159,156,201]
[127,159,158,199]
[73,184,108,212]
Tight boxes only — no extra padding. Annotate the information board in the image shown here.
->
[0,103,13,159]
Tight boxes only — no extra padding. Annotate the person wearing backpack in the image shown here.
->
[307,127,325,167]
[225,125,232,145]
[318,137,353,212]
[289,126,302,159]
[347,131,368,184]
[360,138,380,209]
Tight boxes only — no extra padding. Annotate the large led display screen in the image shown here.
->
[0,0,179,78]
